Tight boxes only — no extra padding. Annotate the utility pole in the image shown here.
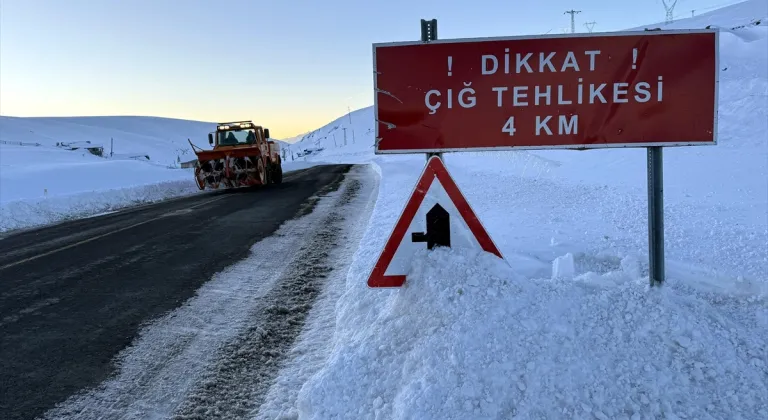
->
[343,127,347,146]
[691,9,695,17]
[564,10,581,33]
[347,105,352,124]
[662,0,678,24]
[584,21,596,32]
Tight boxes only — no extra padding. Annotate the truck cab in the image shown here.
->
[208,121,267,147]
[207,121,280,164]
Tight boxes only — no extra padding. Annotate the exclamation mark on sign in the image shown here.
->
[632,48,638,69]
[447,56,453,76]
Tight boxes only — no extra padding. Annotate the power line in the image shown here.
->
[564,9,581,33]
[584,21,597,32]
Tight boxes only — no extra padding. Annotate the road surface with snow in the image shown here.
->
[0,164,377,420]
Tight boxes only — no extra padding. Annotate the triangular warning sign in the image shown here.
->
[367,156,505,288]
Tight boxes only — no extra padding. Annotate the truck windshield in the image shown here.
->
[217,129,257,146]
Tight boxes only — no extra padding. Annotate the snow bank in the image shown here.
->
[296,247,767,420]
[0,156,320,233]
[293,147,767,419]
[0,145,196,202]
[0,177,201,233]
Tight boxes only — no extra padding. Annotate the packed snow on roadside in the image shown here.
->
[0,115,305,232]
[258,2,768,419]
[298,246,766,420]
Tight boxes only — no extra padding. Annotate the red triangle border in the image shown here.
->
[367,156,503,288]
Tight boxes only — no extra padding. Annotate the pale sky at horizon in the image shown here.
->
[0,0,743,138]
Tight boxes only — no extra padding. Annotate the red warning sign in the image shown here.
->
[367,156,504,288]
[373,29,718,153]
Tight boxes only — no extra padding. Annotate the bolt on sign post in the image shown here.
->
[369,20,718,288]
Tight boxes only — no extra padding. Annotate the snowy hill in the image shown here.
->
[0,115,292,167]
[283,108,375,164]
[275,131,313,145]
[0,115,217,167]
[255,2,768,419]
[632,0,767,31]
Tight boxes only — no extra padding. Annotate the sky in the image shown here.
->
[0,0,745,139]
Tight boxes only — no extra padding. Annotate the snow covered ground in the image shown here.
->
[269,1,768,419]
[0,115,300,232]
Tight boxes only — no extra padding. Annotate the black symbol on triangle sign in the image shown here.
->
[411,203,451,249]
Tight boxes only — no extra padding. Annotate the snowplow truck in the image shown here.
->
[188,121,282,190]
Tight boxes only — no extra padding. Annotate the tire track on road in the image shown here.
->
[170,173,363,420]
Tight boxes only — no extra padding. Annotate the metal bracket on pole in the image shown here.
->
[420,19,437,42]
[647,146,665,287]
[421,19,441,162]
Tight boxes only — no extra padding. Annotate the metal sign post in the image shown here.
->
[647,146,665,286]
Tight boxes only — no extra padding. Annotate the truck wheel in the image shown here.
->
[265,161,275,185]
[257,157,267,186]
[274,164,283,184]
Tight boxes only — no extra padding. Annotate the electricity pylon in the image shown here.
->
[564,9,581,33]
[662,0,678,24]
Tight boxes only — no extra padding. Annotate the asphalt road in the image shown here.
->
[0,164,353,420]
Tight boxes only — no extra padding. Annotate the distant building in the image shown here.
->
[56,141,104,157]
